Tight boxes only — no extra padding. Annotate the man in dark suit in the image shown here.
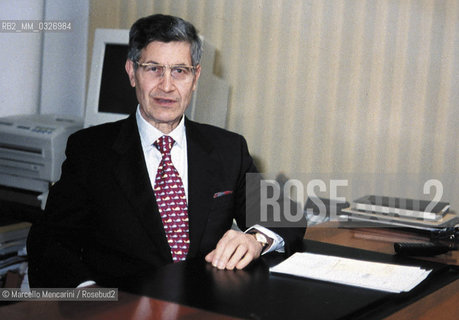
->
[27,14,306,288]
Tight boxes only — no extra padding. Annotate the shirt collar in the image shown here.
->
[136,106,186,149]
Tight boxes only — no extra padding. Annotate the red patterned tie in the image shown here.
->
[153,135,190,262]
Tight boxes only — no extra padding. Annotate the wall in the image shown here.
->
[39,0,89,117]
[0,0,89,118]
[0,0,45,116]
[84,0,459,208]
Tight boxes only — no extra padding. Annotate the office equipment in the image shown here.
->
[394,242,450,256]
[0,222,30,245]
[85,28,230,128]
[84,29,135,127]
[0,114,82,206]
[0,256,27,275]
[339,207,459,231]
[353,195,450,221]
[394,225,459,256]
[0,221,29,285]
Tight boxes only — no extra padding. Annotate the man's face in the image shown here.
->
[125,41,201,132]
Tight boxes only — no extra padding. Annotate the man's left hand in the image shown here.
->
[205,229,263,270]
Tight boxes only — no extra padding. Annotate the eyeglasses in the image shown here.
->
[136,62,197,82]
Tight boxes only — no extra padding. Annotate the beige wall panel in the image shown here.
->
[89,0,458,209]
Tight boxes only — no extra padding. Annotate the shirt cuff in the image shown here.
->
[245,224,285,254]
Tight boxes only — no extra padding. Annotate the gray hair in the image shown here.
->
[128,14,202,67]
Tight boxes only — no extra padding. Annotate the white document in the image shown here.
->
[269,252,432,293]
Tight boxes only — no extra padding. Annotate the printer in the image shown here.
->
[0,114,83,207]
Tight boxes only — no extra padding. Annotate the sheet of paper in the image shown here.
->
[269,252,431,293]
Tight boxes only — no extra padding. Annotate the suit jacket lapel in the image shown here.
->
[109,115,219,260]
[111,114,172,262]
[185,119,220,257]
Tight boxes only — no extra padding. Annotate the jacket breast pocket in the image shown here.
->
[210,192,234,211]
[206,193,235,237]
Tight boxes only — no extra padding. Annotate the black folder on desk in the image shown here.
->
[108,240,458,320]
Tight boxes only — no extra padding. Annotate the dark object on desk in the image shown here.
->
[431,225,459,245]
[394,242,450,256]
[395,225,458,256]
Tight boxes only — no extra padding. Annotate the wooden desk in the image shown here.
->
[306,222,459,319]
[0,290,240,320]
[385,279,459,320]
[0,235,457,319]
[305,222,459,265]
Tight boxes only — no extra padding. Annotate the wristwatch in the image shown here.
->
[248,230,272,250]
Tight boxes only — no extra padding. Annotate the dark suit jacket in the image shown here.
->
[27,114,306,288]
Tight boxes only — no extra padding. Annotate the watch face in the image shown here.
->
[255,233,268,244]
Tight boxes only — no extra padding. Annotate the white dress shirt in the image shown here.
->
[136,107,284,254]
[136,108,189,198]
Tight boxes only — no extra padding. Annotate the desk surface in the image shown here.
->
[1,226,458,320]
[305,223,459,319]
[0,289,240,320]
[114,241,457,320]
[305,222,459,266]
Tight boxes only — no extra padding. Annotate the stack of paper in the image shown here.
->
[269,252,432,293]
[0,222,31,256]
[353,195,450,221]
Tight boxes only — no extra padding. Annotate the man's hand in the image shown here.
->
[205,229,263,270]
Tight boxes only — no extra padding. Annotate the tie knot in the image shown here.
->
[154,135,175,155]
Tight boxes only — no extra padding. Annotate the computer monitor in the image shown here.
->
[84,28,229,128]
[85,29,134,127]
